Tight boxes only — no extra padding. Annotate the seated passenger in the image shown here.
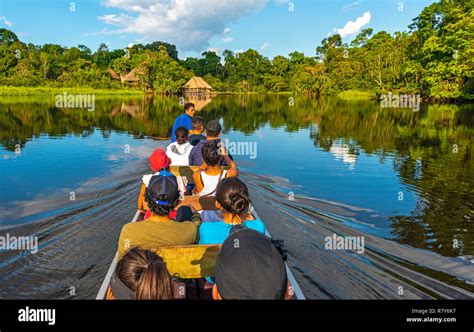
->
[188,116,206,146]
[138,148,186,215]
[188,120,233,166]
[119,173,201,257]
[213,226,292,300]
[166,126,193,166]
[107,247,185,300]
[199,177,265,244]
[193,142,237,197]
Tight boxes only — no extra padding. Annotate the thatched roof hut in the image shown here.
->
[108,68,140,85]
[183,76,212,95]
[123,68,140,82]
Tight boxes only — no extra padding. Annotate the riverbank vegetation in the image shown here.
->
[0,0,472,100]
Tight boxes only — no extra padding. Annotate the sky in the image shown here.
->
[0,0,434,59]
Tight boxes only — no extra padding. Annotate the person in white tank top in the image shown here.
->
[198,169,228,196]
[193,141,238,197]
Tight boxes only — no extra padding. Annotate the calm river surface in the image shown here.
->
[0,94,473,299]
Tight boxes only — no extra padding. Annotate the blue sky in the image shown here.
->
[0,0,433,59]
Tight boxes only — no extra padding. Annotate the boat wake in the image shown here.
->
[242,171,474,299]
[0,164,473,299]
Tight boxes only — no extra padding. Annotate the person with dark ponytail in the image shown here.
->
[198,177,266,245]
[106,247,185,300]
[118,173,202,257]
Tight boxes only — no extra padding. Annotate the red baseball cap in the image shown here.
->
[149,148,171,172]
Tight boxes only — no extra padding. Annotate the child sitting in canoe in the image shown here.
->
[188,120,233,166]
[188,116,206,146]
[199,177,265,244]
[193,141,237,221]
[119,173,201,257]
[138,148,187,218]
[212,226,292,300]
[193,142,237,196]
[107,247,185,300]
[166,126,193,166]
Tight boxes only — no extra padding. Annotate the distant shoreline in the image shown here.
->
[0,86,472,104]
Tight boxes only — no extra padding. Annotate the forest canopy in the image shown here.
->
[0,0,472,100]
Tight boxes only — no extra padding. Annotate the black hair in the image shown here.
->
[201,141,222,166]
[216,177,252,215]
[191,116,205,130]
[206,120,222,137]
[175,126,189,139]
[145,190,180,216]
[184,103,195,111]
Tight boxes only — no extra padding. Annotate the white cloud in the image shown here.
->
[207,47,220,54]
[337,11,371,38]
[0,16,13,27]
[260,42,270,50]
[98,0,266,51]
[222,36,234,43]
[342,1,360,12]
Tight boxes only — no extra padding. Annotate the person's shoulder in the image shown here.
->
[142,173,154,186]
[120,220,139,236]
[200,221,226,232]
[245,219,266,233]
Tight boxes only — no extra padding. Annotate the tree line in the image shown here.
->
[0,0,472,100]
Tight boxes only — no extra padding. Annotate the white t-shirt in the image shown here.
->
[142,171,187,197]
[166,142,192,166]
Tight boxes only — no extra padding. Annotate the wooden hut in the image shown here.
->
[182,76,212,95]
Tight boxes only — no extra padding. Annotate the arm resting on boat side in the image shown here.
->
[222,151,238,178]
[137,183,147,212]
[193,170,205,193]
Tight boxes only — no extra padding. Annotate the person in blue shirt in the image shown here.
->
[199,177,266,245]
[170,103,195,142]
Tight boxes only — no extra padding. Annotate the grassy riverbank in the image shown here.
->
[0,86,144,96]
[337,90,376,101]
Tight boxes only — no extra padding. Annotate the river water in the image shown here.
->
[0,94,473,299]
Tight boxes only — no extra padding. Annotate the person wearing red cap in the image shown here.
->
[137,148,186,215]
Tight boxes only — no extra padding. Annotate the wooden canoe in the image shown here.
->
[96,167,305,300]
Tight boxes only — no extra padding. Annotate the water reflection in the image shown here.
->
[0,95,473,260]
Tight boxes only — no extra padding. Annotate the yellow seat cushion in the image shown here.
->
[155,244,221,279]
